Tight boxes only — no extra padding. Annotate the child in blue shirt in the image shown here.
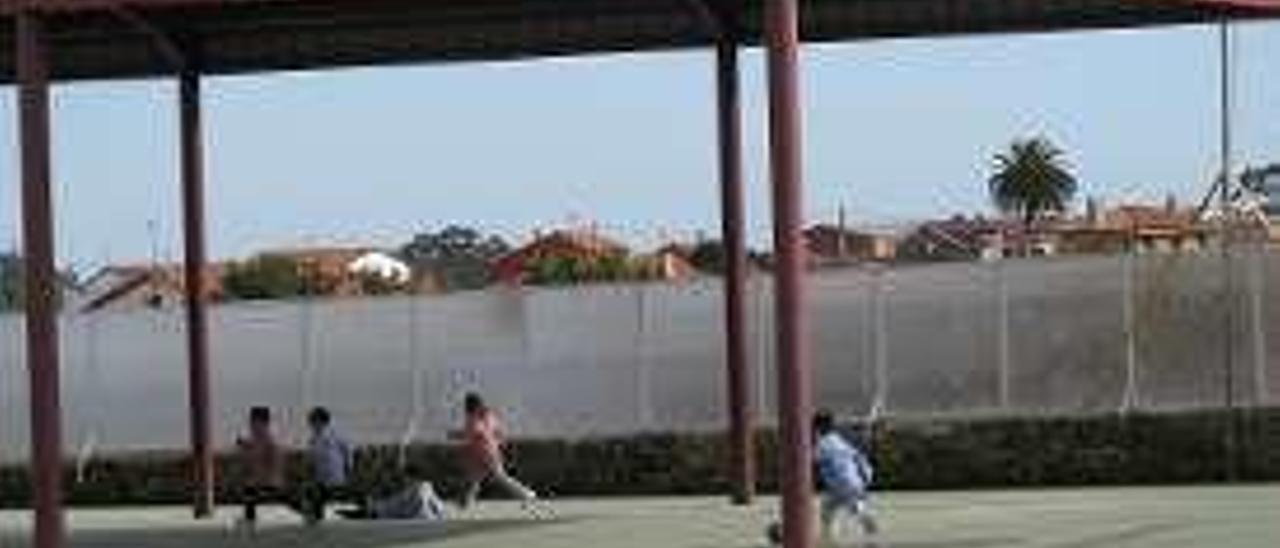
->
[812,409,879,541]
[301,407,354,524]
[767,410,880,545]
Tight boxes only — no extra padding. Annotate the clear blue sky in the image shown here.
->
[0,21,1276,270]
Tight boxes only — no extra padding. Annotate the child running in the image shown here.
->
[766,410,880,546]
[235,406,284,529]
[812,409,879,543]
[453,392,540,511]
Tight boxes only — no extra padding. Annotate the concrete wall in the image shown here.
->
[0,250,1274,459]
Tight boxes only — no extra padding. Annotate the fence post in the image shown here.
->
[1250,239,1267,405]
[995,258,1011,410]
[634,285,654,430]
[873,268,889,416]
[1121,251,1139,413]
[755,276,771,419]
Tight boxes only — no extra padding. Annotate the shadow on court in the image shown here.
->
[8,518,567,548]
[717,538,1021,548]
[1043,522,1182,548]
[862,542,1018,548]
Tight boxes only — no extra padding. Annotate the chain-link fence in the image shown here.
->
[0,249,1274,459]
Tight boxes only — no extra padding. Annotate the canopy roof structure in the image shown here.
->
[0,0,1275,82]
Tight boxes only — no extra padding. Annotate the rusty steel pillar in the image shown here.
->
[715,36,755,505]
[764,0,815,547]
[179,67,215,518]
[16,10,66,548]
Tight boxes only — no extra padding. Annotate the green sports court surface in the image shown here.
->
[1,485,1276,547]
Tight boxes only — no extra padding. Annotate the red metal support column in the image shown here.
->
[16,11,66,548]
[179,66,215,518]
[715,36,755,505]
[765,0,815,547]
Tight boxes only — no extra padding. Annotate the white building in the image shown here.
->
[348,251,412,284]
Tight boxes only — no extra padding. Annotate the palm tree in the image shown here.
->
[988,137,1079,229]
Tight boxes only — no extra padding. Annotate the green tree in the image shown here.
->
[988,137,1079,229]
[523,255,637,286]
[222,256,305,301]
[688,241,726,275]
[0,253,23,311]
[1240,163,1279,193]
[683,240,766,275]
[594,255,628,281]
[0,253,75,312]
[399,225,511,291]
[525,256,574,286]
